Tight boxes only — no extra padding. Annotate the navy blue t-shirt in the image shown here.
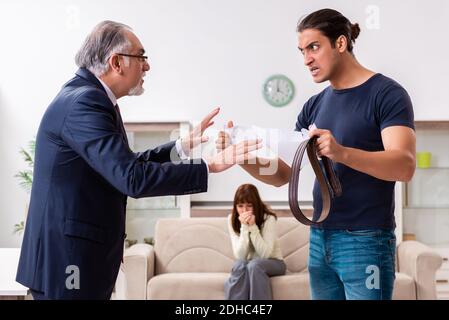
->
[295,73,414,230]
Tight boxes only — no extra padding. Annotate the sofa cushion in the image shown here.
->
[277,220,310,273]
[147,273,228,300]
[271,272,310,300]
[147,272,310,300]
[154,219,234,274]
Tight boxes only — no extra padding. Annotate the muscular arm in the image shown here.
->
[337,126,416,182]
[216,122,291,187]
[240,157,291,187]
[240,125,416,186]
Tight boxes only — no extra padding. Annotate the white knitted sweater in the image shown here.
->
[227,214,283,261]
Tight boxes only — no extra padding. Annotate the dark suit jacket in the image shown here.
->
[16,68,208,299]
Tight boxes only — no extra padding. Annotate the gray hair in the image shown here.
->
[75,20,132,77]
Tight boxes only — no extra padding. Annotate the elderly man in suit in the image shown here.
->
[16,20,261,300]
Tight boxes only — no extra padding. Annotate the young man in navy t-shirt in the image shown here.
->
[217,8,416,300]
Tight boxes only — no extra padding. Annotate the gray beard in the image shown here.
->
[128,84,145,96]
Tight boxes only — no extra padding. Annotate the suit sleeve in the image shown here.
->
[134,141,184,163]
[61,89,208,198]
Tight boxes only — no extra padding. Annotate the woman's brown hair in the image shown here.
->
[231,184,277,234]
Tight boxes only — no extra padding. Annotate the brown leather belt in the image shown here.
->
[288,136,342,226]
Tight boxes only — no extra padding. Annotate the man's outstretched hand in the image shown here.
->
[181,107,220,156]
[180,113,262,173]
[215,120,234,151]
[207,139,263,173]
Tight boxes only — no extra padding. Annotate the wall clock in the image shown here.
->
[262,74,295,107]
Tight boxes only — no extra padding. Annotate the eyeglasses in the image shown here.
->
[116,53,148,63]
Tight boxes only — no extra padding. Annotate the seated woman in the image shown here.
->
[225,183,286,300]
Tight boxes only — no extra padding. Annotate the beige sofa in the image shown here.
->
[116,217,442,300]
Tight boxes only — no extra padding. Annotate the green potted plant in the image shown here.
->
[14,139,35,234]
[144,237,155,246]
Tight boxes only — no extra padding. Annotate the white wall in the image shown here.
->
[1,0,448,246]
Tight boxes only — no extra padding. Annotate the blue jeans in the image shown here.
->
[308,228,396,300]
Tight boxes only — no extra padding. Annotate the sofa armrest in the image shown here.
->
[116,243,154,300]
[397,240,443,300]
